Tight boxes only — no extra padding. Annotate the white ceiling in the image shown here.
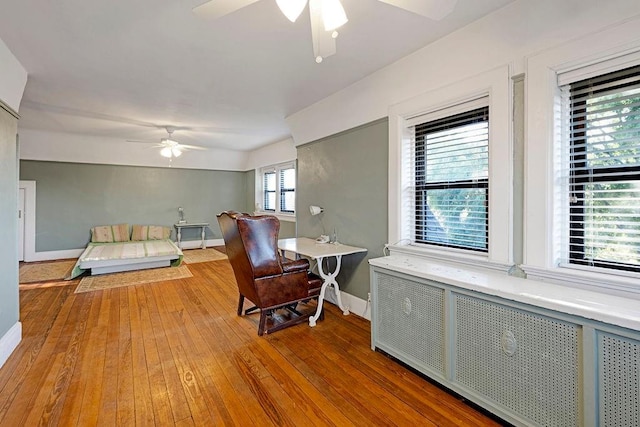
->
[0,0,514,152]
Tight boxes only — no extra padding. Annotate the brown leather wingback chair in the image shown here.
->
[217,211,323,335]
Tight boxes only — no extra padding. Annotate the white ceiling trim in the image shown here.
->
[0,38,26,113]
[19,129,249,171]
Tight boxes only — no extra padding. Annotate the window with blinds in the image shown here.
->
[261,162,295,215]
[263,170,276,211]
[279,167,295,213]
[562,64,640,272]
[413,106,489,252]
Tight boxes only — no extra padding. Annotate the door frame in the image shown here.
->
[18,180,35,262]
[17,187,24,261]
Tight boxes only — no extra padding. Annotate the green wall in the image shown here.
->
[244,169,255,216]
[278,220,296,239]
[0,108,19,338]
[296,118,388,300]
[20,161,250,251]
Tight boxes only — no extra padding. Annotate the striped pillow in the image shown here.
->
[91,224,130,243]
[131,225,171,241]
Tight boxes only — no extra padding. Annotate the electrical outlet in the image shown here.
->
[367,292,371,302]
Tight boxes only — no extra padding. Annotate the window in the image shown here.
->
[260,162,296,215]
[263,170,276,211]
[524,22,640,289]
[279,167,296,213]
[413,106,489,251]
[389,66,511,269]
[561,64,640,272]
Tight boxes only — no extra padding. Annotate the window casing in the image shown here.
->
[260,162,296,215]
[561,64,640,273]
[388,66,512,270]
[524,22,640,292]
[413,106,489,252]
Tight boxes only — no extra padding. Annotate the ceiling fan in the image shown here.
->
[193,0,458,63]
[127,126,208,159]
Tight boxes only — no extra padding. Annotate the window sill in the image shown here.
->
[387,243,514,275]
[254,211,296,223]
[520,264,640,299]
[370,255,640,331]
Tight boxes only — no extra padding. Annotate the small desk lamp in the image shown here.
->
[309,205,324,215]
[310,205,337,243]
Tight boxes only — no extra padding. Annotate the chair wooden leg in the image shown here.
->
[258,311,268,336]
[237,294,245,315]
[245,305,260,314]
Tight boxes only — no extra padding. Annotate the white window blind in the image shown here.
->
[559,64,640,272]
[263,169,276,211]
[410,103,489,252]
[279,167,295,213]
[260,162,295,215]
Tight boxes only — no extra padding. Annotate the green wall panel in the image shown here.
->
[20,161,249,251]
[278,220,296,239]
[296,118,388,300]
[0,109,19,338]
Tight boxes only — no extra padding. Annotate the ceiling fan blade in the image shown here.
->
[126,139,156,143]
[377,0,458,20]
[192,0,261,20]
[309,0,336,62]
[178,144,208,151]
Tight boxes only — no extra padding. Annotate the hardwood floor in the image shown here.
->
[3,259,503,426]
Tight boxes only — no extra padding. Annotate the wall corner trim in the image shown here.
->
[0,99,19,120]
[0,322,22,369]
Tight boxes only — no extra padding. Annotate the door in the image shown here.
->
[18,187,24,261]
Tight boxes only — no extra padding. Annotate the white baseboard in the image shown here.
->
[26,248,83,262]
[23,238,226,262]
[323,288,371,321]
[0,322,22,369]
[178,238,224,250]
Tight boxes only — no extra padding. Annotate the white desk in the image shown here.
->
[174,222,209,249]
[278,237,367,327]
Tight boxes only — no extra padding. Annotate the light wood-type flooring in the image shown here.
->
[2,259,504,426]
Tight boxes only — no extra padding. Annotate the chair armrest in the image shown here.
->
[282,258,310,273]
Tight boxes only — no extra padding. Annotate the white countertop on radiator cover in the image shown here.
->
[369,255,640,332]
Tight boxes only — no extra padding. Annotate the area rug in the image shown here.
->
[182,248,228,264]
[19,260,76,284]
[74,265,193,294]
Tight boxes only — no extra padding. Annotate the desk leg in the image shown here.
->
[309,255,349,327]
[176,228,182,249]
[200,226,206,249]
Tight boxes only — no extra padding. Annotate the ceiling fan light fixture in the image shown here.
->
[160,147,173,158]
[321,0,348,31]
[171,147,183,157]
[276,0,308,22]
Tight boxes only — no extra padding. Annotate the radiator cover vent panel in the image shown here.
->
[599,332,640,427]
[454,294,580,426]
[375,273,445,375]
